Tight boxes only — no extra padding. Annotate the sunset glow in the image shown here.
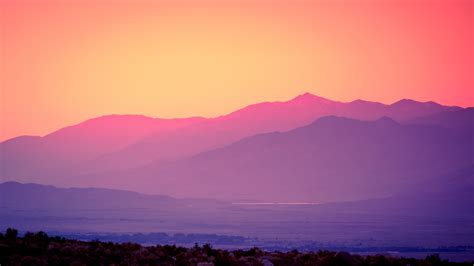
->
[1,0,472,141]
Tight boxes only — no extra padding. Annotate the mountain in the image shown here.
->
[2,181,472,246]
[0,93,463,185]
[407,107,474,129]
[0,115,205,183]
[74,116,473,202]
[94,94,460,169]
[0,181,219,210]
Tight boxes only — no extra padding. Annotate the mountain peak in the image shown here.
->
[392,99,419,106]
[297,92,316,98]
[391,99,445,109]
[375,116,399,127]
[290,92,332,103]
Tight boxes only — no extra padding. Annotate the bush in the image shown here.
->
[0,228,470,266]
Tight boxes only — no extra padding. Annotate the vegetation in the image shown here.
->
[0,228,471,266]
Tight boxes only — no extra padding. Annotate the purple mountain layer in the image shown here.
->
[0,93,464,187]
[75,115,472,202]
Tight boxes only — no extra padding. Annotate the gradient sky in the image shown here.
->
[0,0,472,141]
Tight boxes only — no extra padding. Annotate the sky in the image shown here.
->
[0,0,472,141]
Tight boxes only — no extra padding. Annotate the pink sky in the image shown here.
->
[0,0,472,141]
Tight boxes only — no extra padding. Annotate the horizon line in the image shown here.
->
[1,91,470,142]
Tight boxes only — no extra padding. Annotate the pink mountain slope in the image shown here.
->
[73,116,473,202]
[0,93,461,185]
[0,115,205,183]
[87,93,460,170]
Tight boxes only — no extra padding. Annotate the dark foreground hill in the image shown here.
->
[0,229,472,266]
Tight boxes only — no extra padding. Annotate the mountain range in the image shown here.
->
[76,115,473,202]
[0,93,472,203]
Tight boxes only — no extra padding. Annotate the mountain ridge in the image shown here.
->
[70,115,472,203]
[0,93,468,191]
[1,92,463,142]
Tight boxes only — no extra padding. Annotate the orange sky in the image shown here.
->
[0,0,472,141]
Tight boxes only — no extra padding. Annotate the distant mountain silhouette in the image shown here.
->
[0,93,462,185]
[2,180,472,247]
[0,115,204,183]
[407,107,474,129]
[74,116,473,202]
[0,181,219,210]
